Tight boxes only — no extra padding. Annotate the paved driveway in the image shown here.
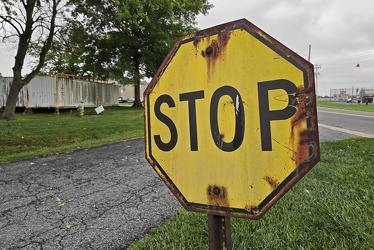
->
[0,138,181,249]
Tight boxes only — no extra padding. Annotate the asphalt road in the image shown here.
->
[318,107,374,141]
[1,107,373,249]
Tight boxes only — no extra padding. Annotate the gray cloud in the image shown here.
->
[197,0,374,96]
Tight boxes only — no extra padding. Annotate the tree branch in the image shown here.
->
[0,15,23,35]
[24,0,58,83]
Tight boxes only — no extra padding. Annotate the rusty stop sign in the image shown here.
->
[144,19,320,219]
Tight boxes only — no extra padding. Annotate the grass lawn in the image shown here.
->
[0,106,144,164]
[318,100,374,112]
[129,138,374,249]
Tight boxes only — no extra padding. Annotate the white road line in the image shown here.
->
[318,110,374,119]
[319,123,374,138]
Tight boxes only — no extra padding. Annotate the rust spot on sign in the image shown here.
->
[193,38,201,47]
[245,204,260,214]
[263,176,279,190]
[204,32,231,59]
[207,185,229,207]
[201,30,232,81]
[218,31,231,47]
[290,85,319,165]
[291,87,306,129]
[193,38,202,55]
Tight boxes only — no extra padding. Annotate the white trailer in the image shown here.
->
[0,76,119,110]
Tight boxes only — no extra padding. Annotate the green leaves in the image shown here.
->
[47,0,212,82]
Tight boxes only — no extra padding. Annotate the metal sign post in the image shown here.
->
[208,215,232,250]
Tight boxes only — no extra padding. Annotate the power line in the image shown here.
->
[319,50,374,66]
[320,79,373,85]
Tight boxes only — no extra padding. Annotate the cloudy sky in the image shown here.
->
[1,0,373,96]
[196,0,374,96]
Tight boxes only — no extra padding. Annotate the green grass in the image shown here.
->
[129,138,374,249]
[0,106,144,163]
[318,100,374,112]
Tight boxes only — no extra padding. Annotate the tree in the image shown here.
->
[0,0,62,120]
[37,21,109,78]
[67,0,213,107]
[35,21,89,76]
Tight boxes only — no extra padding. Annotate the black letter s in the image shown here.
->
[154,95,178,151]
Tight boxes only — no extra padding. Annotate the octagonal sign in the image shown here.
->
[144,19,320,219]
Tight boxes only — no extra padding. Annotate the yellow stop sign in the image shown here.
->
[144,19,320,219]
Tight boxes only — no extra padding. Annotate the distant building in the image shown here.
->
[332,89,350,101]
[330,87,373,103]
[118,80,149,102]
[359,88,374,103]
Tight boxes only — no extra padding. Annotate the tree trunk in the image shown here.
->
[1,75,24,120]
[131,51,143,108]
[2,41,30,120]
[132,79,143,108]
[2,41,28,120]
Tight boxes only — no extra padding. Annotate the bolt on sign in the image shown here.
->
[144,19,320,219]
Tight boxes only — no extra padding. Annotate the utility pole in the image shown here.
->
[314,64,321,97]
[308,45,311,62]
